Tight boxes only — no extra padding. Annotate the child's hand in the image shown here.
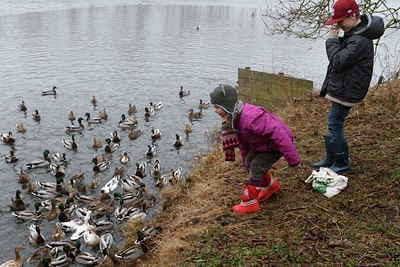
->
[328,27,340,38]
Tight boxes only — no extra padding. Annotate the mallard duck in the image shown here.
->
[171,167,184,183]
[29,224,46,247]
[98,107,108,121]
[101,174,120,194]
[52,153,67,164]
[4,150,19,163]
[10,190,26,211]
[105,138,120,153]
[1,132,15,144]
[199,99,211,109]
[111,130,121,143]
[65,117,84,133]
[41,199,59,222]
[188,108,202,119]
[87,177,100,190]
[85,112,102,124]
[145,144,156,158]
[99,233,114,257]
[150,128,162,140]
[121,174,145,193]
[115,242,148,260]
[32,109,41,122]
[143,107,154,118]
[16,122,27,133]
[16,101,27,112]
[152,159,161,177]
[92,158,111,172]
[74,240,100,264]
[173,134,183,148]
[56,204,70,223]
[135,225,162,244]
[71,170,84,182]
[12,202,43,221]
[128,129,143,140]
[17,167,30,184]
[50,164,65,178]
[26,150,51,169]
[114,191,142,206]
[69,178,86,193]
[94,213,114,232]
[128,103,137,115]
[41,86,57,96]
[51,222,66,241]
[179,85,190,98]
[135,162,146,178]
[49,245,75,267]
[0,245,27,267]
[27,246,57,265]
[118,114,137,129]
[62,135,77,151]
[184,123,192,137]
[156,174,172,188]
[92,137,103,149]
[90,95,97,106]
[120,151,130,164]
[67,111,76,124]
[149,101,163,110]
[32,187,68,200]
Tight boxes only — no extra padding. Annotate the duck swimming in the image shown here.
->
[128,103,137,115]
[118,114,137,129]
[41,86,57,96]
[150,128,162,140]
[12,202,43,221]
[145,144,156,158]
[1,132,15,144]
[199,99,211,109]
[188,108,202,119]
[0,245,27,267]
[85,112,102,124]
[173,134,183,148]
[65,117,84,133]
[179,85,190,98]
[128,129,143,140]
[26,150,51,169]
[62,135,77,151]
[92,158,111,172]
[4,150,19,163]
[16,122,27,133]
[90,95,97,106]
[16,100,27,112]
[105,138,120,153]
[67,111,76,124]
[98,107,108,121]
[32,109,41,122]
[29,224,46,247]
[10,190,26,211]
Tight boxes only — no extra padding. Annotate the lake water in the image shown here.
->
[0,0,398,264]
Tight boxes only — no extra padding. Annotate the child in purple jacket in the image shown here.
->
[210,84,301,214]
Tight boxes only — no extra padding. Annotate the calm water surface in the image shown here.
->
[0,0,398,264]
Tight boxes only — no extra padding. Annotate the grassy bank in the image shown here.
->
[109,79,400,266]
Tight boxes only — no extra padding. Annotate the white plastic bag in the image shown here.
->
[305,167,348,198]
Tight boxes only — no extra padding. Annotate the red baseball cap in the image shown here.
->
[325,0,359,26]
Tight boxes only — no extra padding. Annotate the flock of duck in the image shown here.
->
[0,85,211,267]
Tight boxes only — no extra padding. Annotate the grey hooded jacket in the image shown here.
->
[320,14,385,106]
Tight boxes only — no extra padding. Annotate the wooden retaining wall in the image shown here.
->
[237,68,313,111]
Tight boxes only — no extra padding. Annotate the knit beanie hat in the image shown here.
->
[210,84,238,115]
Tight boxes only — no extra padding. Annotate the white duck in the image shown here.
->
[101,174,120,194]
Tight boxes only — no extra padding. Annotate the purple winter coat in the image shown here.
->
[235,103,301,167]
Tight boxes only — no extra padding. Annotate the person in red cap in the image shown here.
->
[313,0,384,174]
[210,84,301,214]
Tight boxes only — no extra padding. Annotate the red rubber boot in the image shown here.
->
[232,183,261,214]
[257,173,282,203]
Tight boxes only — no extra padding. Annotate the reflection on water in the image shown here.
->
[0,1,399,264]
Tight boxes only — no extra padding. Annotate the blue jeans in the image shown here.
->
[327,102,351,144]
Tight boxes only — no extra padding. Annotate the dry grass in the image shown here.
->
[111,79,400,266]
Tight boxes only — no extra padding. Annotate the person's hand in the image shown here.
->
[327,27,340,38]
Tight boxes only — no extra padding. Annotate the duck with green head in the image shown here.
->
[65,117,84,133]
[26,150,51,169]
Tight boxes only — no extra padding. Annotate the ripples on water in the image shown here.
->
[0,0,399,264]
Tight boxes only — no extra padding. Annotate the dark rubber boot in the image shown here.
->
[312,135,334,168]
[330,142,351,174]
